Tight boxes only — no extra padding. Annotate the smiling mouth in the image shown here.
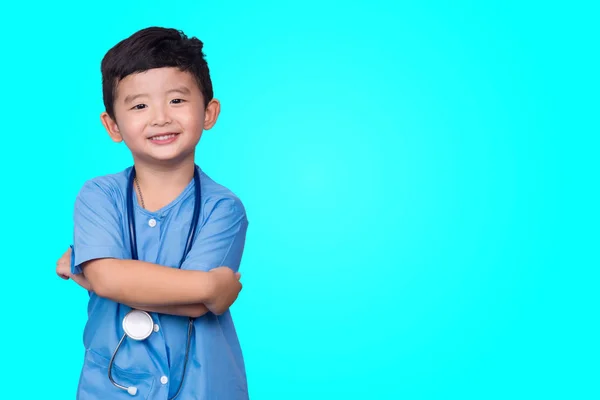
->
[149,133,180,141]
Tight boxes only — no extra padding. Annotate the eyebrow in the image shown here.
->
[123,93,146,104]
[123,86,192,104]
[167,86,191,96]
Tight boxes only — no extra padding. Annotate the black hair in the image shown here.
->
[101,27,213,119]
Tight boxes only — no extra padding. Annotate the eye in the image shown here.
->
[131,104,147,110]
[171,98,185,104]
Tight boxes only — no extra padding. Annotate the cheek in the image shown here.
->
[178,108,205,131]
[117,117,147,140]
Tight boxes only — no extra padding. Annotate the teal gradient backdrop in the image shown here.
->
[0,1,598,399]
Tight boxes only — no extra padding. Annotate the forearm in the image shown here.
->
[83,258,213,306]
[71,273,93,291]
[70,266,209,318]
[78,271,209,317]
[125,302,210,318]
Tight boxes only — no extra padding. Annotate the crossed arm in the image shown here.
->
[57,251,242,318]
[62,182,247,318]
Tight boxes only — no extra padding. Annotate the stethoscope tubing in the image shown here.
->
[107,166,201,398]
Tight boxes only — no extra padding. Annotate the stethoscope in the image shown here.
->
[108,166,202,398]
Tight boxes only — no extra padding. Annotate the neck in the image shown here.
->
[133,157,196,212]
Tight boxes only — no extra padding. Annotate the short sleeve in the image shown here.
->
[71,181,127,274]
[181,197,249,273]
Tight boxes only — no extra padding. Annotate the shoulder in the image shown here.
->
[76,167,131,206]
[199,170,247,222]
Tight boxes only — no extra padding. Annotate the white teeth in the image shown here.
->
[151,133,177,141]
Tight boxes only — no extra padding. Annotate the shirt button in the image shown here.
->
[148,218,157,228]
[160,376,168,385]
[153,324,160,332]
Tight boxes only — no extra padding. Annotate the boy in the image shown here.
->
[55,27,249,399]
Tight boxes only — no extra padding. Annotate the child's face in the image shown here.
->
[101,67,219,166]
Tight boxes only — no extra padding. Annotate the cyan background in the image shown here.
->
[0,1,598,399]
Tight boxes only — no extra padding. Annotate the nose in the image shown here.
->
[150,104,172,126]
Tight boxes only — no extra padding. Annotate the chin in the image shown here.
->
[149,151,195,165]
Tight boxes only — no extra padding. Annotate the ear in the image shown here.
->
[203,99,221,130]
[100,112,123,143]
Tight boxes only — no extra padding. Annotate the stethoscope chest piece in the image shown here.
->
[122,310,154,341]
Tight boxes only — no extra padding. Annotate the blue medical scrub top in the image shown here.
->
[70,165,249,400]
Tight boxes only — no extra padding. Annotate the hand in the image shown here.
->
[205,267,242,315]
[56,247,72,280]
